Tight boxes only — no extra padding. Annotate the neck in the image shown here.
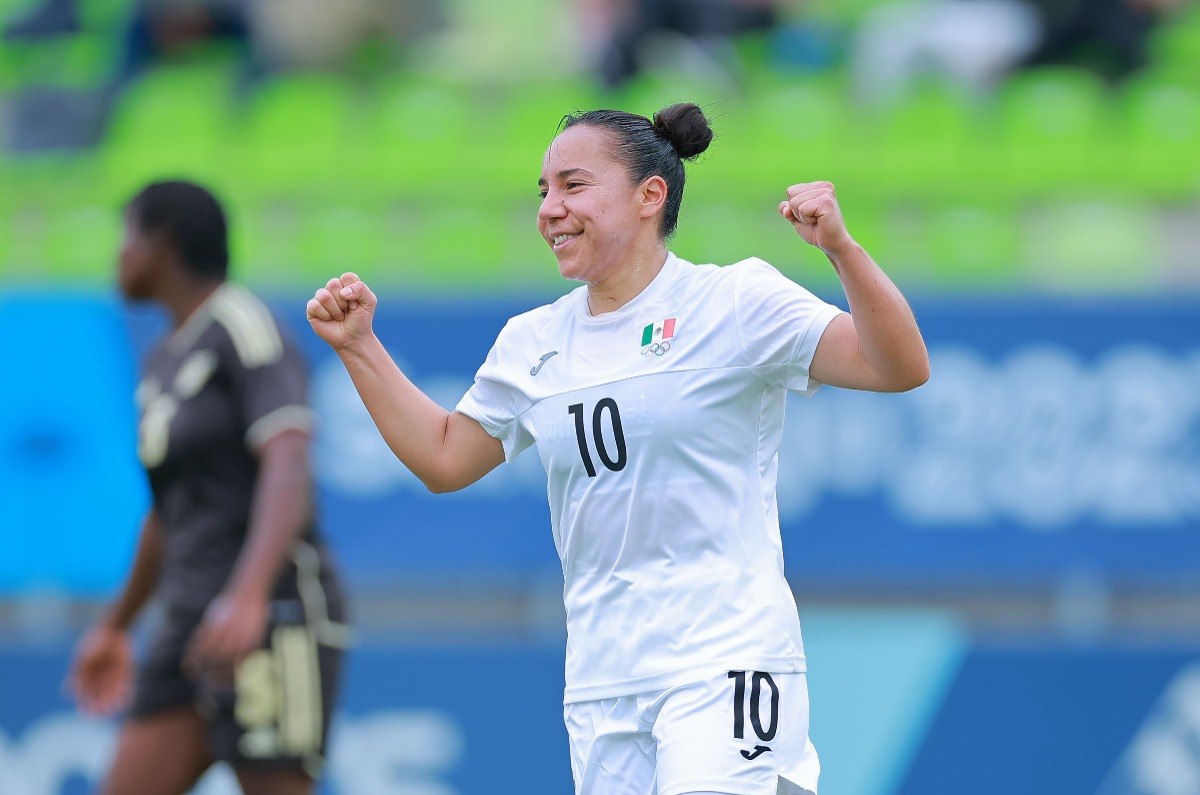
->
[163,276,222,329]
[587,244,668,316]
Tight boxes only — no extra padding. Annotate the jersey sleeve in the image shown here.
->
[733,257,845,396]
[455,321,536,462]
[239,339,314,449]
[213,295,314,450]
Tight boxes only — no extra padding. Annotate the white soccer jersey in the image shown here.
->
[456,252,845,703]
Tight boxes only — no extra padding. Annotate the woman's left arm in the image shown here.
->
[184,429,312,671]
[780,182,930,393]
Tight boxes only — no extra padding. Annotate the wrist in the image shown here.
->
[334,330,381,360]
[820,235,860,262]
[100,612,133,634]
[222,578,272,606]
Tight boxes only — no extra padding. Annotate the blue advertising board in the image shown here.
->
[0,638,574,795]
[3,614,1198,795]
[293,293,1200,588]
[1,292,1198,594]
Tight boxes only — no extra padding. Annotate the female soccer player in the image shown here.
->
[306,103,929,795]
[70,180,349,795]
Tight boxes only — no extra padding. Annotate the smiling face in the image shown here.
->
[537,124,661,285]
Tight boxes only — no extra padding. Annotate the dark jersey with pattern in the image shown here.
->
[135,284,328,611]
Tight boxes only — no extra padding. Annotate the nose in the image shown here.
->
[538,191,565,223]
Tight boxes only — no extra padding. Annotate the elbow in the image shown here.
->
[892,356,931,392]
[419,471,460,494]
[870,353,930,393]
[423,479,460,495]
[418,464,469,494]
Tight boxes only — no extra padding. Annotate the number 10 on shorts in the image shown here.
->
[729,671,779,759]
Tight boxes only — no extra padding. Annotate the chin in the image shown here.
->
[117,278,151,301]
[555,257,586,283]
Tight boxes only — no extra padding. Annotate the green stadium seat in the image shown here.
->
[389,198,542,289]
[99,63,236,198]
[492,79,605,189]
[871,80,983,204]
[993,67,1111,200]
[925,203,1021,287]
[1117,74,1200,200]
[229,72,361,193]
[78,0,131,34]
[45,203,120,282]
[739,75,856,198]
[1146,5,1200,86]
[1026,200,1165,292]
[294,204,386,285]
[867,202,934,287]
[674,203,772,269]
[228,198,302,287]
[363,76,476,199]
[0,204,45,279]
[0,32,116,92]
[0,153,112,279]
[0,211,11,280]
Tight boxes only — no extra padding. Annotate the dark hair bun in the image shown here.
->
[652,103,713,161]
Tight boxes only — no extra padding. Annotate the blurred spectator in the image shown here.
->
[3,0,252,76]
[5,0,443,79]
[248,0,443,73]
[850,0,1043,105]
[2,0,78,39]
[3,0,253,152]
[116,0,253,85]
[578,0,783,88]
[849,0,1189,107]
[2,0,443,153]
[1018,0,1189,81]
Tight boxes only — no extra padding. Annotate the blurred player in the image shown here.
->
[307,103,929,795]
[69,180,349,795]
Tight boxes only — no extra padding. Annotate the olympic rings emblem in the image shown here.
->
[641,341,671,357]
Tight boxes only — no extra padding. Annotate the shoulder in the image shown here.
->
[724,256,784,282]
[493,288,579,348]
[666,255,793,310]
[671,253,778,287]
[207,284,286,369]
[721,255,823,299]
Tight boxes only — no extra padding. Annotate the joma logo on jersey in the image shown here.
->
[640,317,676,357]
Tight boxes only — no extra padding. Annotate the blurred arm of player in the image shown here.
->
[779,181,930,393]
[67,510,165,715]
[307,272,505,493]
[183,428,312,676]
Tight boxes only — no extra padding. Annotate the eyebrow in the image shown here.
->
[537,167,595,187]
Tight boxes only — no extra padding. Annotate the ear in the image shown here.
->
[148,227,179,257]
[637,175,668,220]
[143,227,183,276]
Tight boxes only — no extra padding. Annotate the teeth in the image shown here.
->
[553,233,577,245]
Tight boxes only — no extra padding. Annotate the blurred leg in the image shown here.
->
[99,705,213,795]
[234,767,314,795]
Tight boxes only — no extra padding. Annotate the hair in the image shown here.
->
[125,180,229,280]
[561,102,713,239]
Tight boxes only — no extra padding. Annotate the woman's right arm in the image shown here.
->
[68,509,164,714]
[307,272,505,493]
[104,508,165,631]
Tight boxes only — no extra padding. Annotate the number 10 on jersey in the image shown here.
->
[568,399,627,477]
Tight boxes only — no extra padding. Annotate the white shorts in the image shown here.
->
[564,671,820,795]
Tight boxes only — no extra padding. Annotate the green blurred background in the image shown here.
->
[2,0,1197,298]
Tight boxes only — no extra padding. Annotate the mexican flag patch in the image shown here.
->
[641,318,676,346]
